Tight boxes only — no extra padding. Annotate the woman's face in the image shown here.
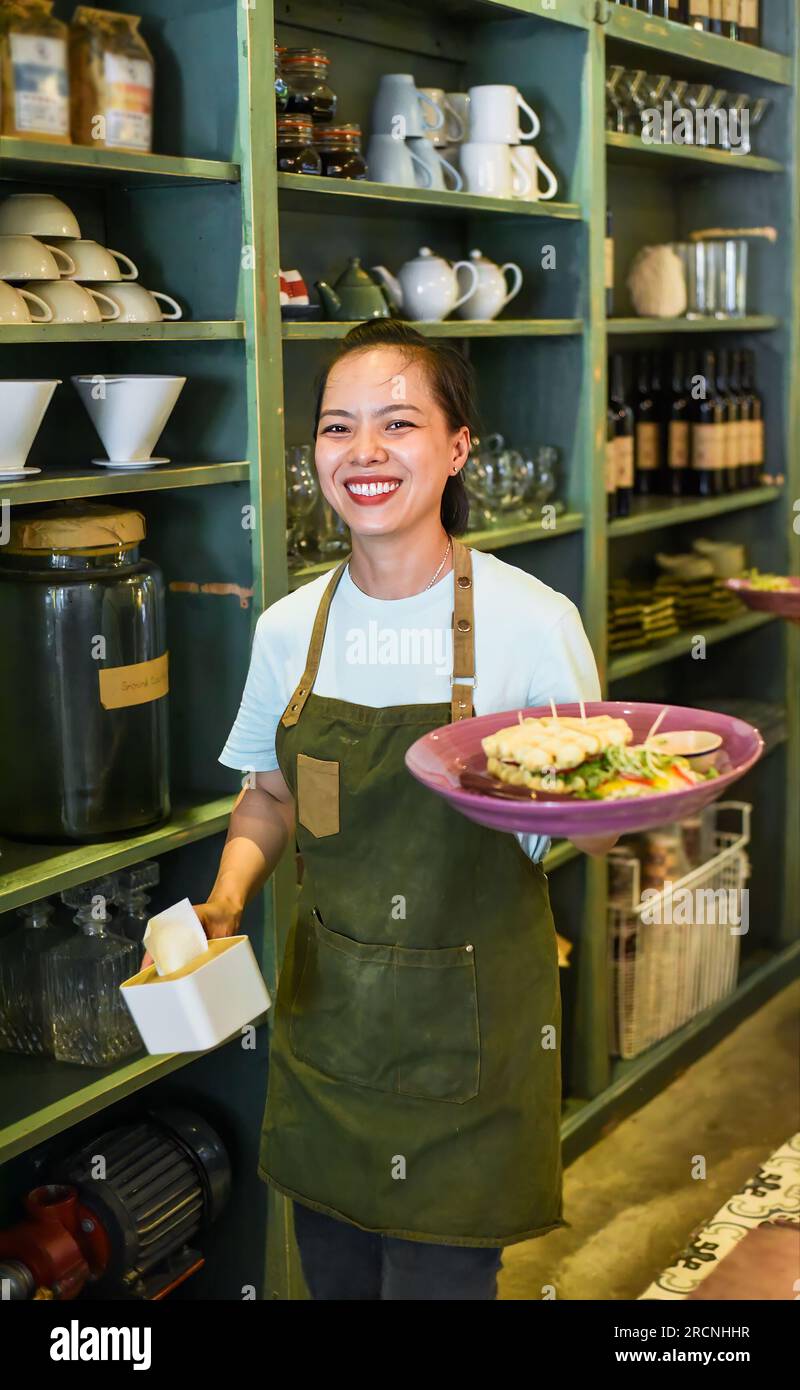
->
[315,347,470,537]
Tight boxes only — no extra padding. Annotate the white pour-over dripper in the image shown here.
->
[0,379,61,472]
[72,374,186,465]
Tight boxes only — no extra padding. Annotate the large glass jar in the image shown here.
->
[0,503,170,842]
[314,123,367,180]
[277,115,322,175]
[282,47,336,124]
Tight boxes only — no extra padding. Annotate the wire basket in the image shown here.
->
[608,802,751,1060]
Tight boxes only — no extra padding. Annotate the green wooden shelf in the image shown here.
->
[288,511,584,589]
[2,462,250,505]
[608,611,776,681]
[605,130,783,175]
[282,318,583,340]
[0,321,245,344]
[277,171,581,221]
[605,6,793,85]
[607,315,779,335]
[0,796,236,915]
[607,485,782,537]
[0,136,239,186]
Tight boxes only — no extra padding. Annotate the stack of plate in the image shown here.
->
[608,581,679,651]
[654,573,744,625]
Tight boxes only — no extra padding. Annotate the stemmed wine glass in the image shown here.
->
[606,65,628,134]
[683,83,714,147]
[641,73,672,143]
[621,69,649,137]
[285,444,319,563]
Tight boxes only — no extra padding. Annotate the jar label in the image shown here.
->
[10,33,69,136]
[99,651,169,709]
[668,420,689,469]
[692,423,724,470]
[604,237,614,290]
[616,435,634,488]
[635,422,659,470]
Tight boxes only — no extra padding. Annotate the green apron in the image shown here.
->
[258,539,568,1247]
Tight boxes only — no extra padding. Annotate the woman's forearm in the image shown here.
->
[209,786,295,913]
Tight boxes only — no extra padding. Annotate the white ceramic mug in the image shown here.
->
[0,235,75,281]
[511,144,559,201]
[468,84,541,143]
[27,280,120,324]
[366,134,433,188]
[418,87,467,146]
[52,238,139,282]
[96,282,183,322]
[0,379,61,470]
[0,193,81,239]
[407,137,463,192]
[446,93,470,142]
[0,278,53,323]
[459,142,532,199]
[371,73,444,139]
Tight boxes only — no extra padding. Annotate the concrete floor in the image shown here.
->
[499,979,800,1300]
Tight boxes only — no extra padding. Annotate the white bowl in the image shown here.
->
[0,192,81,239]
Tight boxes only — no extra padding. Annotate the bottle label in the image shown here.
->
[708,0,722,18]
[604,237,614,290]
[689,0,710,15]
[730,419,744,468]
[752,417,764,465]
[98,652,170,709]
[605,439,618,495]
[722,0,738,20]
[719,419,731,468]
[739,0,758,26]
[668,420,689,470]
[635,422,659,471]
[104,53,154,151]
[9,34,69,136]
[616,435,634,488]
[691,424,724,470]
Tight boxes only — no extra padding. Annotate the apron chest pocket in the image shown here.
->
[289,911,481,1104]
[297,753,340,838]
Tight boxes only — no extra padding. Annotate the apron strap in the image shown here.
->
[279,537,476,728]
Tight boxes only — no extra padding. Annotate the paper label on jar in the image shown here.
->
[692,423,724,470]
[668,420,689,469]
[604,237,614,290]
[605,438,618,494]
[616,435,634,488]
[10,34,69,136]
[739,0,758,27]
[99,651,169,709]
[635,422,659,471]
[752,417,764,464]
[104,53,154,150]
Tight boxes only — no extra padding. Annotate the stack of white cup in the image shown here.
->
[459,85,559,201]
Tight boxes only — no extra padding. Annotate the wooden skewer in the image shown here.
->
[549,697,559,723]
[579,699,586,723]
[644,707,669,744]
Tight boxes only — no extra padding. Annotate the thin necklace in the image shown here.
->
[425,536,452,590]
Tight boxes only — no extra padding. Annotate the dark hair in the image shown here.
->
[312,319,477,535]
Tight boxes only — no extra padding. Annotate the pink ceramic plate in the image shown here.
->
[404,701,764,836]
[725,576,800,619]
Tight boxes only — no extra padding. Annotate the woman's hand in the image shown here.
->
[570,833,620,857]
[140,896,243,971]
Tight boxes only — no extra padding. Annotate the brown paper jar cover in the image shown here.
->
[4,501,146,555]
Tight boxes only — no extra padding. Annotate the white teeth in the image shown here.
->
[346,480,401,496]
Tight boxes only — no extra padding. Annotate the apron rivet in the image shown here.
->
[298,688,305,696]
[457,575,471,588]
[456,618,471,633]
[465,944,473,952]
[291,703,298,711]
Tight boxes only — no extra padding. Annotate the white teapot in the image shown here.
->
[454,249,523,321]
[370,246,479,322]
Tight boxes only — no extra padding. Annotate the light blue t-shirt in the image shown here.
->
[219,548,601,862]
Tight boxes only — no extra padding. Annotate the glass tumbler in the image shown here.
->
[716,238,748,318]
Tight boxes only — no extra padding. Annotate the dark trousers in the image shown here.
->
[293,1200,503,1301]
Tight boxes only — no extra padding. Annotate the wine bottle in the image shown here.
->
[606,408,618,522]
[633,351,661,497]
[665,350,690,496]
[609,353,634,518]
[715,348,738,492]
[667,1,685,20]
[742,350,764,483]
[690,350,725,496]
[721,0,739,39]
[647,0,670,17]
[728,351,749,489]
[605,209,614,318]
[688,0,711,30]
[738,0,759,45]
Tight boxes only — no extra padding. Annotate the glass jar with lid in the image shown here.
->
[274,41,288,112]
[314,123,367,180]
[282,47,337,124]
[277,116,322,175]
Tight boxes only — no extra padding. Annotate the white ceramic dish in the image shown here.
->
[0,467,42,479]
[92,456,169,469]
[646,729,724,773]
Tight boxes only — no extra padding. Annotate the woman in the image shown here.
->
[204,321,612,1300]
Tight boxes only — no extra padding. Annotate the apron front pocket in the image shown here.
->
[296,753,340,838]
[289,910,481,1104]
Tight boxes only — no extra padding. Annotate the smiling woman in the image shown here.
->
[201,319,605,1301]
